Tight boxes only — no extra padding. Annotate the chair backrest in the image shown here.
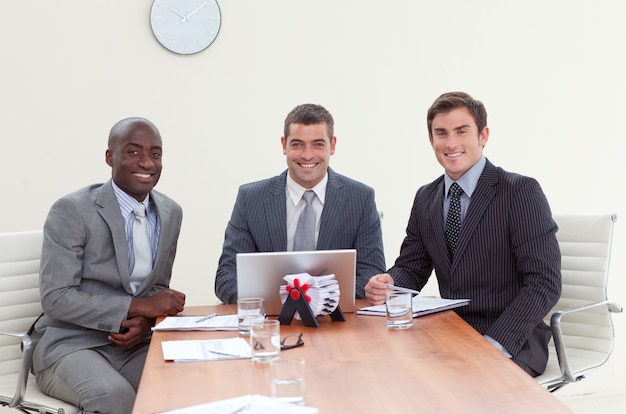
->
[1,230,80,413]
[547,213,618,368]
[0,230,44,379]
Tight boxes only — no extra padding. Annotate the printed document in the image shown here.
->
[153,315,238,331]
[161,337,252,362]
[358,296,470,317]
[159,394,318,413]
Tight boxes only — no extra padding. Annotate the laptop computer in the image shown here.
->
[236,249,357,315]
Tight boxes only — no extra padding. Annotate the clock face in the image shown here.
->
[150,0,222,55]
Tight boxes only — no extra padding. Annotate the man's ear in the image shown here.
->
[479,126,489,147]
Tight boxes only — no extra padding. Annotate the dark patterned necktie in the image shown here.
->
[294,191,316,251]
[445,183,463,258]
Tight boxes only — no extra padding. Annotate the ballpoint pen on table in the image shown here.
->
[387,284,420,295]
[229,402,251,413]
[207,348,244,358]
[194,313,218,323]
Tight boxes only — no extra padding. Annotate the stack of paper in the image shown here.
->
[161,337,252,362]
[279,273,339,317]
[358,296,470,317]
[152,315,238,331]
[159,394,318,413]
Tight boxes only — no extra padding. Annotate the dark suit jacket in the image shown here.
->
[390,160,561,375]
[215,168,386,304]
[32,180,183,373]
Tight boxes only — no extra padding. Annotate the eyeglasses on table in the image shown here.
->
[252,333,304,351]
[280,333,304,350]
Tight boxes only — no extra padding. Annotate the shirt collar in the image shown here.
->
[286,171,328,206]
[111,180,151,218]
[444,156,486,197]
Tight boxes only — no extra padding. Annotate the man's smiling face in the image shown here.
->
[429,107,489,181]
[106,121,163,202]
[282,122,336,189]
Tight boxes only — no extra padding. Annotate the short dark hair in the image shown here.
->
[284,104,334,140]
[426,92,487,136]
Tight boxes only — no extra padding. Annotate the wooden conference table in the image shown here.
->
[133,301,572,413]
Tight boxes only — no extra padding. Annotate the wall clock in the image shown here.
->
[150,0,221,55]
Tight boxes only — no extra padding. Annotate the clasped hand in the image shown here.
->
[108,316,153,349]
[364,273,395,305]
[129,288,186,319]
[112,288,186,348]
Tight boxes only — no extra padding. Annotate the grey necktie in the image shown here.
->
[445,183,463,259]
[131,203,153,292]
[294,191,316,251]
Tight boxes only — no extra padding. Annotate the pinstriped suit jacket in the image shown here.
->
[32,180,183,373]
[215,168,386,304]
[390,160,561,375]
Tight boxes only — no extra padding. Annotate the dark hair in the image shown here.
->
[283,104,334,140]
[426,92,487,136]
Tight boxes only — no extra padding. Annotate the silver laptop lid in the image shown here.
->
[236,249,356,315]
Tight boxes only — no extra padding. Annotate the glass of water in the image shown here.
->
[270,357,306,405]
[237,298,265,336]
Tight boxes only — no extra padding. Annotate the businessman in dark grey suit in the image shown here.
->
[216,103,386,304]
[32,117,186,413]
[365,92,561,377]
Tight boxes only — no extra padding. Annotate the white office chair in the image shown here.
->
[536,213,623,392]
[0,230,79,414]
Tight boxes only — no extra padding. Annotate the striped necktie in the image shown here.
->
[294,191,316,251]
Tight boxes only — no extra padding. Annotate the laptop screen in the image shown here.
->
[236,249,356,315]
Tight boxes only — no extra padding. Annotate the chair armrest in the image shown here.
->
[550,300,622,383]
[0,329,34,408]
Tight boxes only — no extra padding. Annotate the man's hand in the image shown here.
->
[128,288,186,319]
[108,316,154,349]
[364,273,394,305]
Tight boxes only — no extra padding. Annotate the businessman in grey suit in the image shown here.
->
[365,92,561,377]
[32,117,186,413]
[215,103,386,304]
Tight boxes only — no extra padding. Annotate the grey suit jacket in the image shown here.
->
[32,180,183,373]
[215,168,386,304]
[389,160,561,375]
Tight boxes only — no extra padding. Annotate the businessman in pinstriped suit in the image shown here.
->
[365,92,561,377]
[32,118,186,412]
[215,104,386,304]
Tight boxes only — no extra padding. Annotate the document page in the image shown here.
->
[153,315,239,331]
[159,394,318,413]
[161,337,252,362]
[358,296,470,317]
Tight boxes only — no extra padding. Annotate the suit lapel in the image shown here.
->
[265,173,289,251]
[151,191,172,265]
[96,181,133,293]
[452,161,498,268]
[429,179,451,266]
[317,169,343,249]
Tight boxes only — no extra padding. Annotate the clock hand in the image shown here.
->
[166,6,188,21]
[183,2,209,22]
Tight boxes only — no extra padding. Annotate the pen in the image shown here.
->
[387,284,420,295]
[229,402,251,413]
[207,349,243,358]
[194,313,218,323]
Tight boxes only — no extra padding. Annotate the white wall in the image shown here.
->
[1,0,624,399]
